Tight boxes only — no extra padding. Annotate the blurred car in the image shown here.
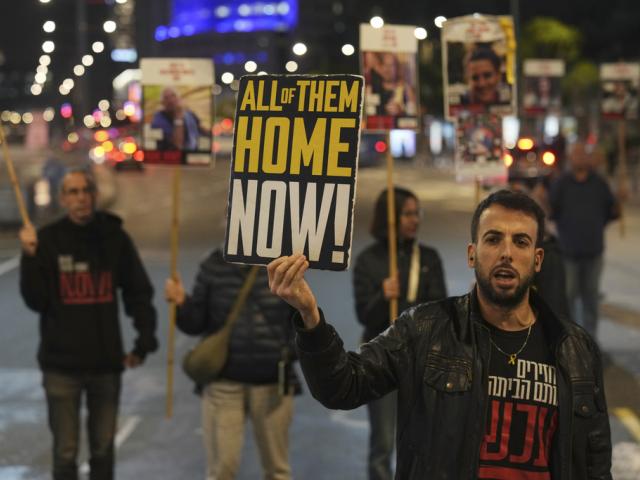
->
[89,128,144,172]
[504,136,560,187]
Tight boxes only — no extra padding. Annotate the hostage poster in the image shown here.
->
[600,63,640,120]
[140,58,214,166]
[224,74,364,271]
[442,15,516,120]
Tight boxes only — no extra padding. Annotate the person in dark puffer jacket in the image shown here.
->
[353,187,447,480]
[165,250,299,480]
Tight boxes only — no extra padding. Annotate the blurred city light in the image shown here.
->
[39,0,51,3]
[60,103,72,118]
[503,153,514,167]
[98,100,110,111]
[43,21,56,33]
[92,41,105,53]
[370,16,384,29]
[82,54,94,66]
[62,78,74,90]
[74,65,85,76]
[36,65,48,75]
[374,140,387,153]
[42,41,55,53]
[39,55,51,66]
[22,112,34,124]
[100,116,112,127]
[542,151,556,166]
[257,71,267,75]
[285,60,298,72]
[67,132,79,143]
[34,72,47,84]
[59,85,70,95]
[30,84,42,95]
[221,72,234,84]
[414,27,427,40]
[517,137,534,150]
[434,16,447,28]
[43,108,55,122]
[341,44,355,56]
[244,60,257,72]
[123,102,136,117]
[10,112,21,124]
[292,42,307,56]
[115,109,126,121]
[83,115,96,128]
[103,21,117,33]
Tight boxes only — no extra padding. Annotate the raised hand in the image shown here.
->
[267,254,320,329]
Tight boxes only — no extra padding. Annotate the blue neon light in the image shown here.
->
[154,0,298,41]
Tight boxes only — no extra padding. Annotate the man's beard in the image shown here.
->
[475,265,534,308]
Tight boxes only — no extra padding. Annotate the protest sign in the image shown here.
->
[455,112,506,183]
[360,24,419,131]
[442,15,516,120]
[523,59,564,115]
[140,58,214,166]
[224,74,364,271]
[600,63,640,120]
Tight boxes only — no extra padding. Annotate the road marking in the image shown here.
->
[613,407,640,442]
[0,256,19,277]
[79,415,141,475]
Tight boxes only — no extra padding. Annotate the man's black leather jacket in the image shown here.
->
[294,290,612,479]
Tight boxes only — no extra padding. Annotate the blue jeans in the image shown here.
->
[564,255,604,338]
[367,392,397,480]
[42,371,121,480]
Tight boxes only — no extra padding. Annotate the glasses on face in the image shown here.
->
[63,186,95,196]
[471,72,495,82]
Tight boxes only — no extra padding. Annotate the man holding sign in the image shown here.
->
[268,190,611,479]
[224,74,364,270]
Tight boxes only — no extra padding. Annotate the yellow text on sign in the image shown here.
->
[239,79,360,113]
[234,116,354,177]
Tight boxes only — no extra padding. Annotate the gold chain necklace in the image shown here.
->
[488,321,534,365]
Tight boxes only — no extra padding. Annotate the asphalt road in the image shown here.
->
[1,159,639,479]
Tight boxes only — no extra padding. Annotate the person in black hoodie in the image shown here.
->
[353,187,447,480]
[165,252,299,480]
[19,169,158,480]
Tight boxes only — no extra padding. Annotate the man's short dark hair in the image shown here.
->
[370,187,418,242]
[60,168,97,195]
[471,189,545,246]
[469,46,501,72]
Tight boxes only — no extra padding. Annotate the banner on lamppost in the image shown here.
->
[224,74,364,271]
[360,24,419,131]
[442,15,516,120]
[141,58,214,166]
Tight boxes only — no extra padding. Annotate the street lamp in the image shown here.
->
[414,27,427,40]
[74,65,85,76]
[103,21,117,33]
[42,41,55,53]
[92,41,105,53]
[434,16,447,28]
[43,21,56,33]
[285,61,298,72]
[292,42,307,56]
[244,61,257,73]
[221,72,234,84]
[370,16,384,29]
[82,54,94,66]
[341,44,355,56]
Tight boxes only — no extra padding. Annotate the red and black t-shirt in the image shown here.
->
[478,319,558,480]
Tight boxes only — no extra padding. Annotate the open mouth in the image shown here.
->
[492,268,518,287]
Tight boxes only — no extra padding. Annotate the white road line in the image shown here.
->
[79,415,141,475]
[0,256,19,277]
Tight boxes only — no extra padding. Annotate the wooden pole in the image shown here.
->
[385,133,398,323]
[0,123,31,226]
[617,120,627,237]
[166,167,181,418]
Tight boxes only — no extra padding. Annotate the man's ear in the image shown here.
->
[467,243,476,268]
[534,247,544,273]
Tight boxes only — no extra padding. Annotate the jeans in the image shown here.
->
[201,380,293,480]
[564,255,604,339]
[367,392,397,480]
[42,371,121,480]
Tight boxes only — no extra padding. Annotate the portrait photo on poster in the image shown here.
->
[362,51,418,130]
[522,59,564,116]
[140,58,214,166]
[224,74,364,271]
[443,15,516,120]
[455,112,506,182]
